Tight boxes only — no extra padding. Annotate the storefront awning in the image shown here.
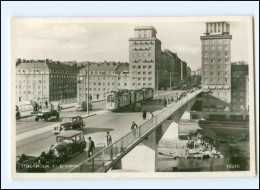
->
[209,85,216,89]
[216,85,223,89]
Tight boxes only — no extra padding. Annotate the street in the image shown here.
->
[16,90,185,162]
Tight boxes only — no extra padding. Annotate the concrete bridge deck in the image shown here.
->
[69,89,203,173]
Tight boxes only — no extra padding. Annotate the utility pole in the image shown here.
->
[86,63,89,116]
[156,70,159,90]
[170,72,171,90]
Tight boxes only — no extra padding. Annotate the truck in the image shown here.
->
[32,110,60,121]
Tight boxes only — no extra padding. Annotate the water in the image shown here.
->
[157,122,250,172]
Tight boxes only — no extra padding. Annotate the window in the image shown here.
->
[225,52,228,57]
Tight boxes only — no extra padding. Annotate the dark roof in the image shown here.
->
[16,60,77,71]
[57,130,82,138]
[80,62,129,72]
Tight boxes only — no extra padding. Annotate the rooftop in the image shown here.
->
[57,130,82,138]
[134,26,157,32]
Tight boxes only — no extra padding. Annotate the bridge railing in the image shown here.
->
[69,90,202,173]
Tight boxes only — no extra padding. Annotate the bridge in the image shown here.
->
[69,89,203,173]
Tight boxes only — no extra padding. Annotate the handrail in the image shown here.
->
[68,89,202,173]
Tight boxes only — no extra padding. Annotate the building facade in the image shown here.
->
[77,62,129,101]
[231,62,249,114]
[129,26,189,90]
[201,21,232,104]
[16,59,78,104]
[129,26,162,90]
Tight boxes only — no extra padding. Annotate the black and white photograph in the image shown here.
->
[10,16,256,179]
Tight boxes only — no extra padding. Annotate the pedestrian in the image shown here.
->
[131,121,138,137]
[105,132,112,147]
[86,137,95,159]
[45,100,48,108]
[97,93,99,100]
[90,94,92,101]
[142,109,147,120]
[16,105,19,112]
[131,121,138,131]
[150,112,154,119]
[34,102,39,111]
[163,98,167,107]
[50,103,54,111]
[39,102,42,110]
[159,98,162,103]
[171,96,174,102]
[105,132,113,160]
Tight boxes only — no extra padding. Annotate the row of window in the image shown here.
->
[232,92,245,96]
[204,58,229,64]
[202,39,230,45]
[132,65,152,69]
[204,78,229,83]
[132,77,153,81]
[132,71,152,75]
[17,69,76,74]
[203,45,230,51]
[204,65,229,70]
[204,52,229,58]
[132,59,153,63]
[132,53,152,57]
[204,71,228,76]
[132,41,154,45]
[132,83,153,86]
[16,75,48,78]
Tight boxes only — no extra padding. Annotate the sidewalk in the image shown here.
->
[18,98,106,119]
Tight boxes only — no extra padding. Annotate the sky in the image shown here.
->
[11,18,250,71]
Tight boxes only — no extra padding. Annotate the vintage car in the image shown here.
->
[42,130,86,162]
[54,130,86,156]
[75,101,93,111]
[53,116,85,134]
[16,131,87,172]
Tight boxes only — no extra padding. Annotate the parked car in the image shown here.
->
[75,101,93,111]
[53,116,85,134]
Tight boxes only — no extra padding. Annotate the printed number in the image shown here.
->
[226,165,240,169]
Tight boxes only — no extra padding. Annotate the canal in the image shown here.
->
[157,122,250,172]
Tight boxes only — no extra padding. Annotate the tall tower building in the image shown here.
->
[200,22,232,103]
[129,26,162,90]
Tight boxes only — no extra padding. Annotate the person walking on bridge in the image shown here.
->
[131,121,138,137]
[105,132,112,147]
[105,132,113,160]
[163,98,167,107]
[86,137,95,160]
